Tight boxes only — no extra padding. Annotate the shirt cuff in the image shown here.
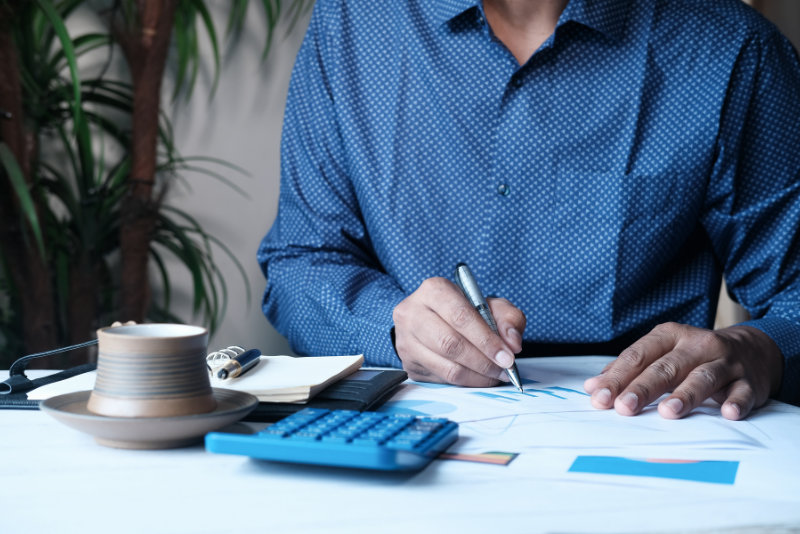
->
[739,316,800,406]
[354,291,405,368]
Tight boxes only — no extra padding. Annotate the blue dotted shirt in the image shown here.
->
[258,0,800,405]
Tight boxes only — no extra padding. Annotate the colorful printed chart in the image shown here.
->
[569,456,740,485]
[439,451,519,466]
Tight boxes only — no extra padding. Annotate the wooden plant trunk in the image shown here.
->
[116,0,178,323]
[0,4,59,365]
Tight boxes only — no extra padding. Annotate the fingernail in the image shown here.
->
[620,392,638,412]
[595,388,611,406]
[728,403,740,417]
[495,350,514,368]
[665,398,683,415]
[507,327,522,347]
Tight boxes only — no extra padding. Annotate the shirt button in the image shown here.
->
[497,184,510,196]
[512,77,523,88]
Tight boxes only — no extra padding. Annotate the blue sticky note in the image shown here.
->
[569,456,739,485]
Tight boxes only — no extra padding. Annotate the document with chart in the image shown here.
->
[378,357,795,454]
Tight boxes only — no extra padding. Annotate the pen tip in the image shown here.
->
[518,386,524,393]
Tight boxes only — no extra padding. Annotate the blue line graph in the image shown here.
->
[377,400,458,416]
[508,391,538,399]
[470,392,520,403]
[511,389,566,399]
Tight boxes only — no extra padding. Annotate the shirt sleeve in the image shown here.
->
[701,30,800,405]
[257,0,405,367]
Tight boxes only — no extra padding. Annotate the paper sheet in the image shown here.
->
[377,357,770,451]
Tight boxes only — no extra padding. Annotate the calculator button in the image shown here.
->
[321,435,350,443]
[304,423,335,431]
[259,428,288,438]
[291,432,322,441]
[412,422,442,430]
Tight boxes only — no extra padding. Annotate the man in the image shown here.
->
[259,0,800,420]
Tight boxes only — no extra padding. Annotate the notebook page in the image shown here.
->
[213,355,364,394]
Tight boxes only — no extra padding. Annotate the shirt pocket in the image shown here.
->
[617,170,699,300]
[623,171,688,220]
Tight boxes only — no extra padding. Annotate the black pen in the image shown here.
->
[454,263,524,392]
[215,349,261,380]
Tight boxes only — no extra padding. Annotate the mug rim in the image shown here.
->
[97,323,208,339]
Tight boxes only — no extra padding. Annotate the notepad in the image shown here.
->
[26,354,365,404]
[209,355,364,403]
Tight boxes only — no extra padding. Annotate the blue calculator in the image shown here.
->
[205,408,459,471]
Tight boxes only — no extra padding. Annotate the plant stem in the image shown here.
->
[0,3,59,365]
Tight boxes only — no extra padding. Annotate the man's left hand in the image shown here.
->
[583,323,784,420]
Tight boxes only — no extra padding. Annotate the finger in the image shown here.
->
[421,278,516,369]
[590,324,681,409]
[656,360,735,419]
[584,373,605,394]
[718,379,757,421]
[584,361,618,394]
[409,306,508,381]
[401,342,503,388]
[612,349,699,416]
[488,298,526,353]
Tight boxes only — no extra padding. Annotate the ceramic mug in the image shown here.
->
[87,324,216,418]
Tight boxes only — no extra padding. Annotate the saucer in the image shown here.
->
[40,388,258,450]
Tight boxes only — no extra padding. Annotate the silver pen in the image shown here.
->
[454,263,524,392]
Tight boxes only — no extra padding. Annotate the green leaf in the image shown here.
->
[0,144,46,259]
[55,249,70,323]
[178,156,252,177]
[32,0,82,127]
[174,164,250,198]
[259,0,276,60]
[49,33,111,71]
[226,0,249,36]
[150,248,172,311]
[155,216,207,315]
[172,8,192,100]
[191,0,221,97]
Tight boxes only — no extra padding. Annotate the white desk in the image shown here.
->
[2,357,800,534]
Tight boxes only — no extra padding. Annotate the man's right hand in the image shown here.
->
[392,277,526,387]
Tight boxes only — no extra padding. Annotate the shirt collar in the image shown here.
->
[563,0,629,41]
[433,0,480,25]
[433,0,629,42]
